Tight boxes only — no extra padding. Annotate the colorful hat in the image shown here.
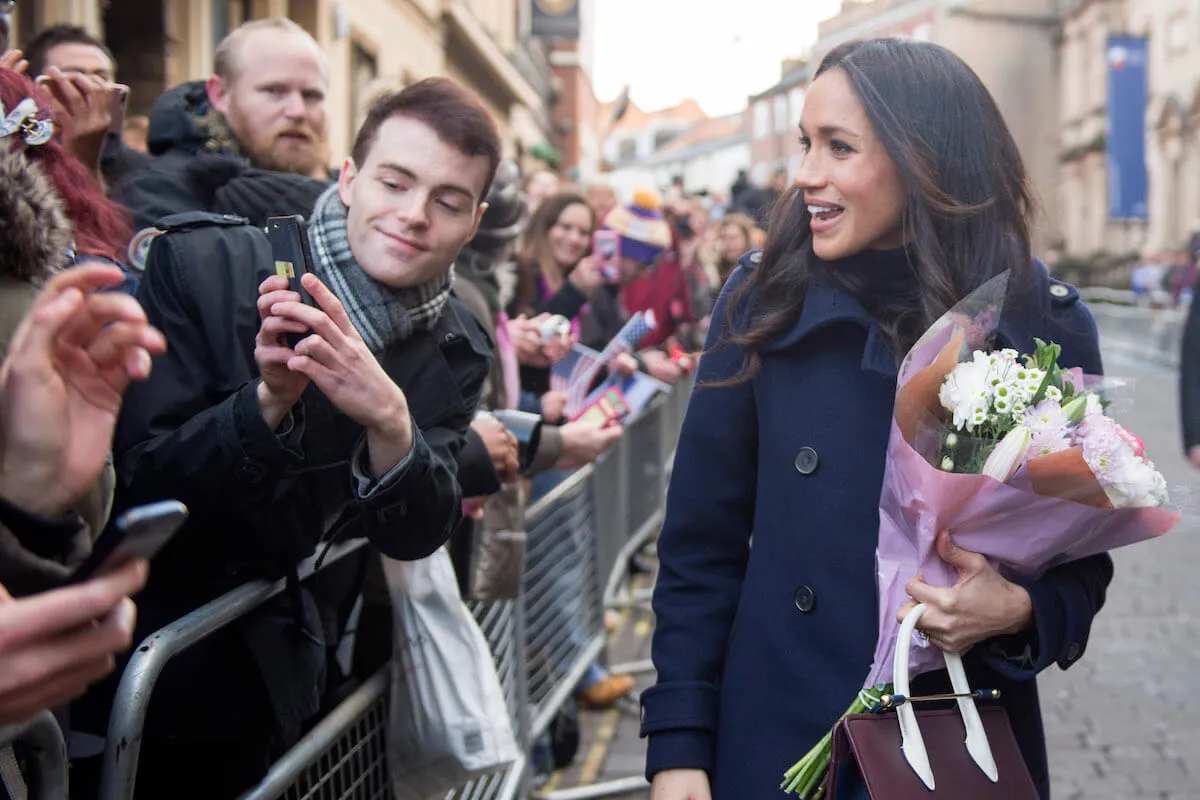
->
[602,188,672,265]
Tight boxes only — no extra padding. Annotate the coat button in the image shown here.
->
[794,585,816,613]
[1049,284,1070,298]
[793,447,819,475]
[749,251,762,264]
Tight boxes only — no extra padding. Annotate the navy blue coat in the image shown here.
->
[640,252,1113,799]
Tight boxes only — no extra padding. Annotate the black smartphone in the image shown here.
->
[70,500,188,583]
[265,215,316,348]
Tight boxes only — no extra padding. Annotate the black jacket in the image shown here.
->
[75,212,491,749]
[1181,299,1200,450]
[112,82,328,231]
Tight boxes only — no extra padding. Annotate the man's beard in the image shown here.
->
[250,130,326,177]
[227,107,326,178]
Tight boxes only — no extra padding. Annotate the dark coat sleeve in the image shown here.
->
[538,282,589,320]
[350,305,490,561]
[639,266,757,776]
[982,288,1114,678]
[1180,297,1200,450]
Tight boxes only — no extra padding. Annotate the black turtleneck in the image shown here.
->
[816,245,923,351]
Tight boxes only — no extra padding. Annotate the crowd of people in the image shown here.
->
[0,11,732,799]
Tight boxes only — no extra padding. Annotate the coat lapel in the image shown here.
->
[762,280,900,377]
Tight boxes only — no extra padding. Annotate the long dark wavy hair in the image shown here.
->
[722,38,1035,383]
[512,191,595,315]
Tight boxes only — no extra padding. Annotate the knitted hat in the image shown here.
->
[602,188,671,265]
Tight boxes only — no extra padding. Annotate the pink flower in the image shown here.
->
[1023,400,1072,458]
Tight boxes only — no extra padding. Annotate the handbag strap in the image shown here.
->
[894,604,999,789]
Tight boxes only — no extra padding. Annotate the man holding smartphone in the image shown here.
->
[72,78,497,796]
[22,25,151,186]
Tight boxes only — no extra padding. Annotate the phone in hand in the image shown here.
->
[592,230,622,283]
[265,215,317,348]
[69,500,188,584]
[108,83,129,136]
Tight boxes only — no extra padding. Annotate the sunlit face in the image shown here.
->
[547,202,593,269]
[795,68,906,261]
[338,115,490,289]
[42,42,114,82]
[719,222,750,262]
[208,29,329,177]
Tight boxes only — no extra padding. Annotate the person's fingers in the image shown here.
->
[255,344,300,369]
[56,291,150,350]
[258,275,291,297]
[6,288,85,370]
[0,653,117,723]
[0,596,137,694]
[85,322,162,367]
[122,347,154,382]
[300,274,357,337]
[43,68,86,114]
[0,561,145,650]
[43,264,128,297]
[258,315,309,339]
[285,354,338,387]
[292,333,339,367]
[934,530,987,578]
[269,302,342,346]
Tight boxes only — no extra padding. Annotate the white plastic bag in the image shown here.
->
[383,548,519,800]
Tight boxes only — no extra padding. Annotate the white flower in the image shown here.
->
[1023,400,1072,457]
[1045,385,1063,403]
[940,456,955,471]
[940,356,994,431]
[982,425,1032,482]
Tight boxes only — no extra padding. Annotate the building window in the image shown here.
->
[618,137,637,163]
[350,39,379,130]
[654,129,681,151]
[1167,14,1187,54]
[754,101,770,139]
[752,162,769,185]
[789,87,806,126]
[774,95,789,133]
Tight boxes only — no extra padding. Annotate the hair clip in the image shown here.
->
[0,98,54,147]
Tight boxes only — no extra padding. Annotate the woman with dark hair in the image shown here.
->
[642,39,1111,800]
[512,191,606,319]
[510,191,607,395]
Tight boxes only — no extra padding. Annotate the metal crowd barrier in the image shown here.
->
[88,373,696,799]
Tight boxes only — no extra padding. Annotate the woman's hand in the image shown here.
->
[650,768,711,800]
[568,254,607,292]
[897,530,1033,655]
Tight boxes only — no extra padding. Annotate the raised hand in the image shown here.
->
[270,273,412,477]
[0,264,165,516]
[254,274,311,430]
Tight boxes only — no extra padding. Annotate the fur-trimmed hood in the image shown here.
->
[0,141,73,284]
[147,80,246,159]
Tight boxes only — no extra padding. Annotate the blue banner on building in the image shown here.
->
[1106,36,1148,220]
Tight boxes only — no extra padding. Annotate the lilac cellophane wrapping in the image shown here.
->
[864,275,1180,688]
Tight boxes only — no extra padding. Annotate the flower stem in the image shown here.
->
[780,684,892,797]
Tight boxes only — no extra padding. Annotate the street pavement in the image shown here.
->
[545,349,1200,799]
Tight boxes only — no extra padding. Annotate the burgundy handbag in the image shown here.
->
[825,603,1040,799]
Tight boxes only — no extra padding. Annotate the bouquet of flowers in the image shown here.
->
[782,274,1180,798]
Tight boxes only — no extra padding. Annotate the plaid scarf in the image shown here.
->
[307,185,453,353]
